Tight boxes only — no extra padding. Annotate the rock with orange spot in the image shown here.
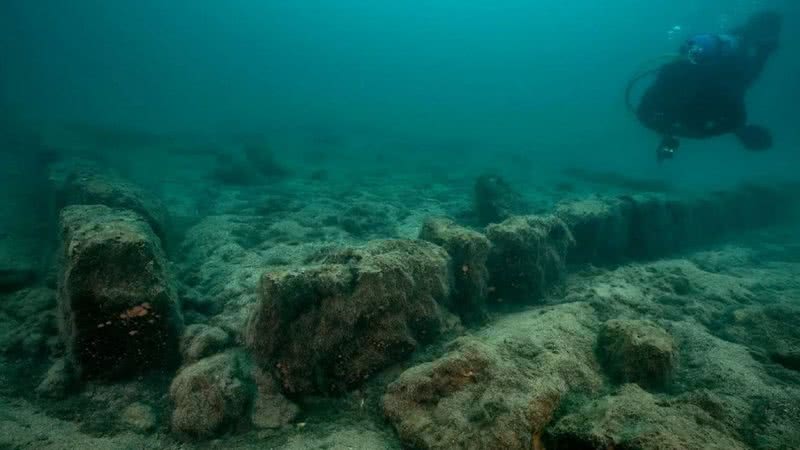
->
[383,302,601,450]
[419,217,491,324]
[58,205,183,380]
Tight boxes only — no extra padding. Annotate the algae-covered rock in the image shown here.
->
[474,174,527,225]
[419,217,490,323]
[250,366,299,429]
[383,302,601,450]
[545,384,748,450]
[719,303,800,372]
[0,287,57,357]
[35,357,76,399]
[179,324,231,364]
[556,197,630,264]
[246,239,453,395]
[169,351,253,438]
[120,402,157,433]
[597,319,677,388]
[58,205,182,379]
[625,194,683,259]
[485,214,573,303]
[56,168,169,243]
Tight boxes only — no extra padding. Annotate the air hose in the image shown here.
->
[624,54,682,114]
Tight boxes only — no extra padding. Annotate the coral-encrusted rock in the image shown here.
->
[598,319,677,388]
[170,351,253,439]
[58,205,182,379]
[419,217,490,323]
[246,239,453,395]
[383,302,601,450]
[57,168,169,243]
[545,384,747,450]
[474,174,528,225]
[485,215,573,303]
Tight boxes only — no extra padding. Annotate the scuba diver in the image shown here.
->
[628,11,782,162]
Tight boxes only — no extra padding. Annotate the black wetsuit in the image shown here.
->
[635,12,780,154]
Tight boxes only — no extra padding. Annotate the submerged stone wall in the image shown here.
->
[382,182,800,449]
[241,182,799,401]
[556,184,797,264]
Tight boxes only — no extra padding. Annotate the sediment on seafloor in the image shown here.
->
[5,176,798,447]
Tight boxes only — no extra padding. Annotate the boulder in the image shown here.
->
[0,288,57,357]
[179,324,231,364]
[246,239,453,395]
[120,402,157,433]
[383,303,601,450]
[545,384,748,450]
[597,319,677,388]
[58,205,182,379]
[35,358,76,399]
[56,167,169,243]
[419,217,490,323]
[474,174,527,225]
[250,366,299,429]
[485,215,573,303]
[169,351,253,438]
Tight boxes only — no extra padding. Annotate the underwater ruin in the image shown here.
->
[2,2,800,449]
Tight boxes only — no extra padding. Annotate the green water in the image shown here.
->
[0,1,799,449]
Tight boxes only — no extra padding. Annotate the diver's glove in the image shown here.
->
[656,136,679,163]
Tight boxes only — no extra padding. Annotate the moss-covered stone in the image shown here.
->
[246,239,454,395]
[56,168,169,244]
[485,214,573,303]
[556,197,630,264]
[597,319,677,388]
[383,303,601,450]
[545,384,748,450]
[419,217,490,323]
[179,324,231,365]
[58,205,182,380]
[169,351,253,439]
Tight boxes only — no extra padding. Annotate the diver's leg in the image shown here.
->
[731,11,782,84]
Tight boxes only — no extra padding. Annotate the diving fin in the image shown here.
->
[735,125,772,151]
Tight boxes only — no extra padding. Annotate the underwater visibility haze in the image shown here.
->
[1,1,799,449]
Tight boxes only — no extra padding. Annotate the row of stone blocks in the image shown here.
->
[49,177,797,437]
[52,164,183,381]
[244,183,798,395]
